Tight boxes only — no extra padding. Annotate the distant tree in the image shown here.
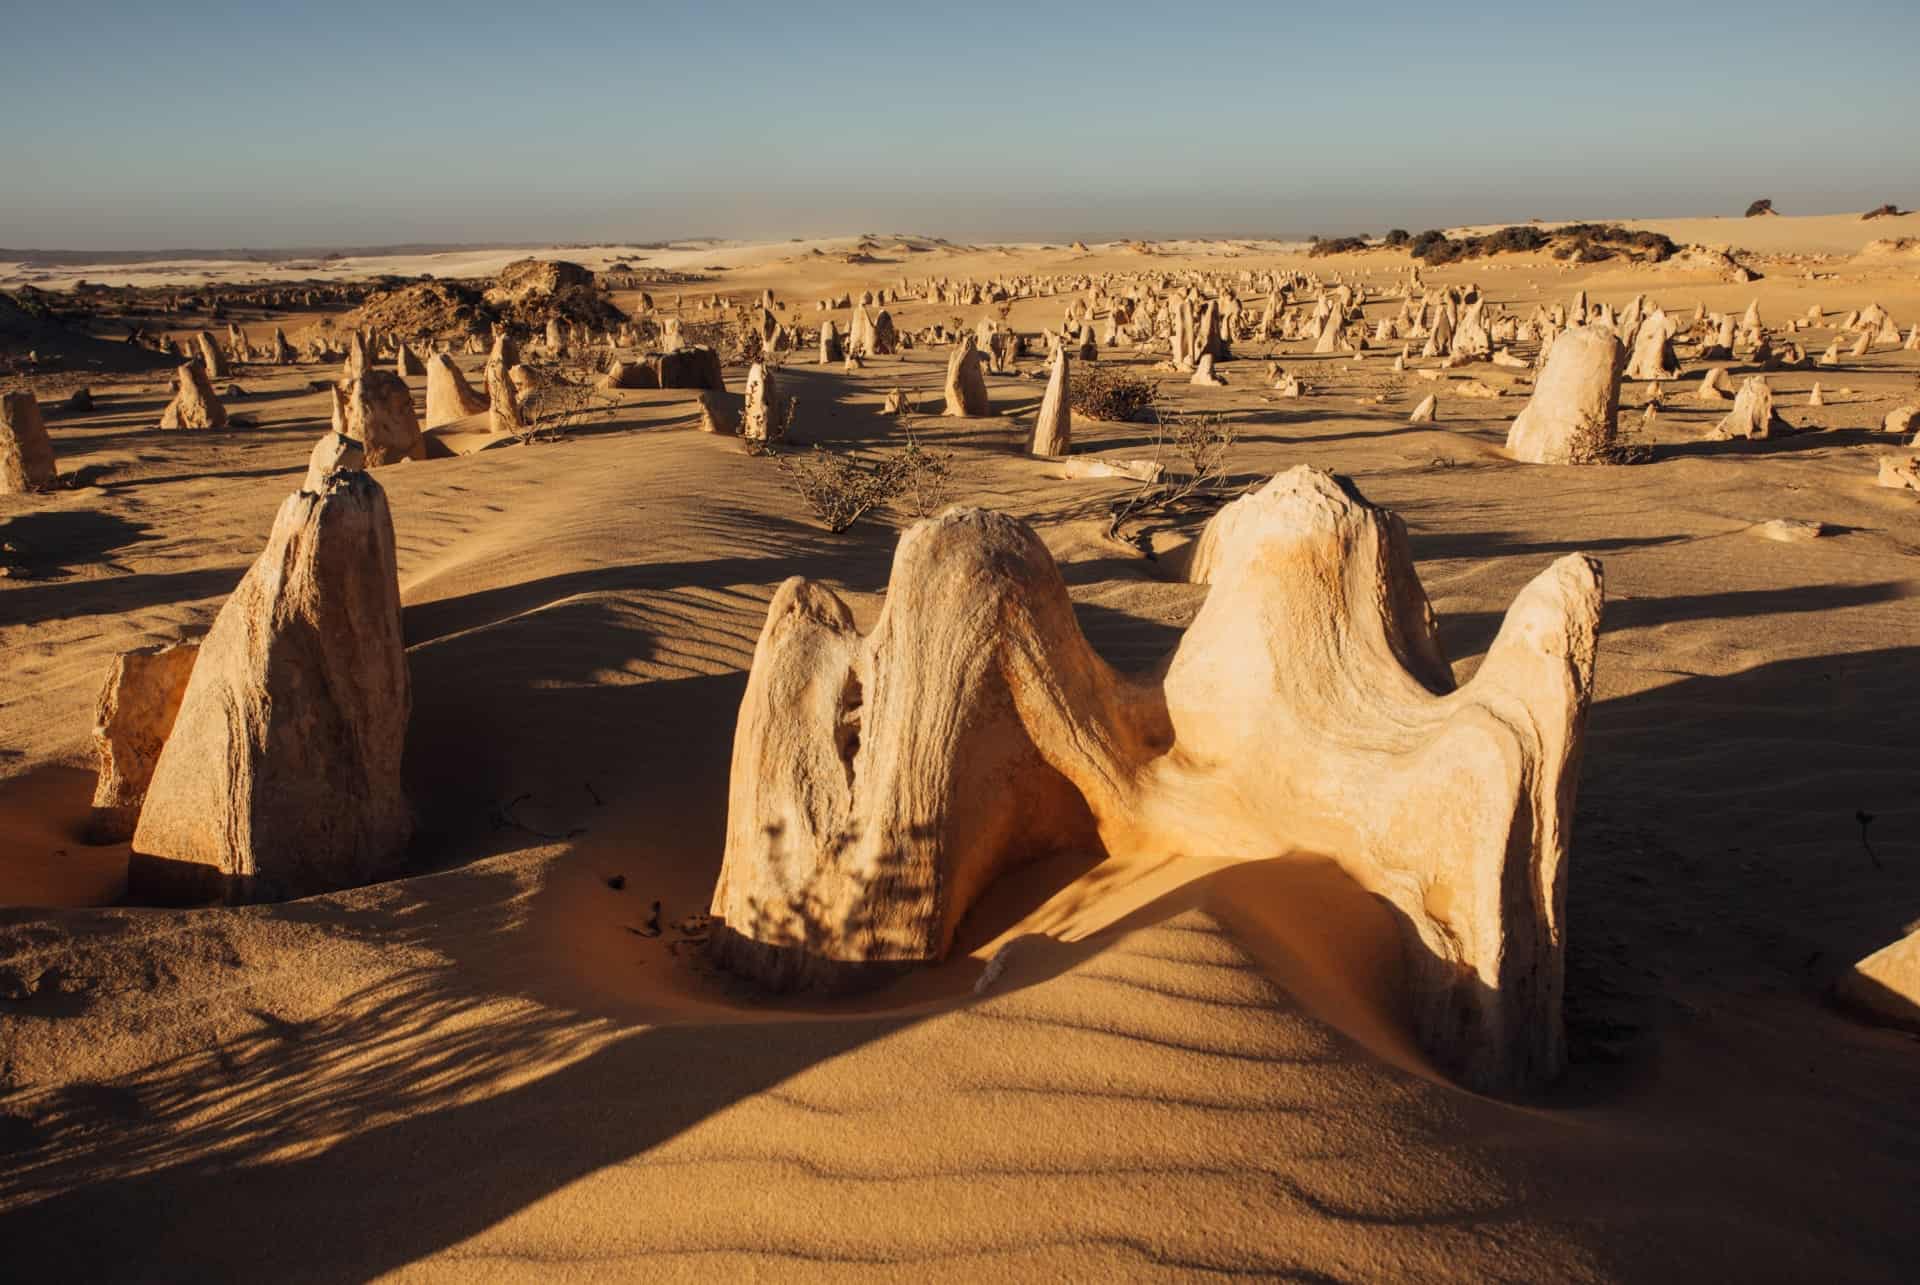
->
[1745,199,1777,218]
[1383,229,1411,247]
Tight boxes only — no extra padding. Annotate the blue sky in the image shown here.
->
[1,0,1914,249]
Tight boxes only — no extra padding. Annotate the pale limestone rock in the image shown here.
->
[425,353,489,427]
[1505,326,1623,464]
[197,331,231,379]
[1029,348,1070,457]
[485,335,525,434]
[943,336,990,417]
[1623,309,1680,381]
[86,642,201,843]
[1876,455,1920,491]
[1697,366,1733,402]
[1752,518,1824,542]
[1881,404,1920,435]
[1835,927,1920,1032]
[707,469,1603,1093]
[340,371,426,466]
[1408,394,1437,424]
[1712,377,1786,440]
[1189,353,1226,386]
[696,390,740,435]
[0,390,59,493]
[158,361,227,430]
[303,431,365,492]
[131,472,411,902]
[741,362,782,444]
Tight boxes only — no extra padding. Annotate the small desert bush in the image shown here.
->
[1069,363,1156,422]
[1383,228,1411,247]
[777,433,958,532]
[1106,407,1244,544]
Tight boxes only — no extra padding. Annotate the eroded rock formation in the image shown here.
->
[131,471,412,902]
[0,390,59,493]
[159,360,228,430]
[425,353,489,426]
[87,642,201,843]
[708,467,1604,1092]
[1506,327,1622,464]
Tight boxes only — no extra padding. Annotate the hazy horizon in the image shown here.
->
[4,0,1914,252]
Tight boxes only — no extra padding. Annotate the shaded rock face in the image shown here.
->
[131,471,412,904]
[485,336,525,435]
[653,345,724,391]
[340,370,426,465]
[0,390,59,493]
[159,360,228,430]
[87,642,202,843]
[598,359,659,391]
[424,353,489,427]
[1506,327,1622,464]
[709,467,1604,1094]
[197,331,231,378]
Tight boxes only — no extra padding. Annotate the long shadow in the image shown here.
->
[0,509,158,579]
[1657,426,1882,460]
[0,941,911,1282]
[0,565,246,629]
[1439,580,1915,662]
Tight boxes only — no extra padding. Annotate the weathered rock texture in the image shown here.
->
[1713,376,1787,440]
[87,642,202,842]
[340,371,427,465]
[304,431,366,492]
[131,471,412,902]
[708,467,1604,1093]
[1,390,59,493]
[1834,928,1920,1033]
[159,361,228,430]
[1029,348,1071,457]
[1506,327,1622,464]
[943,336,990,416]
[424,354,488,427]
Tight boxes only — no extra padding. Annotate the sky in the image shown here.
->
[1,0,1915,250]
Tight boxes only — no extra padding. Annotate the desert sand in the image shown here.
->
[3,214,1919,1280]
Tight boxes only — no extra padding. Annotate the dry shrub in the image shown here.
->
[1069,363,1156,422]
[515,349,609,441]
[777,431,958,532]
[1566,413,1652,466]
[1106,407,1245,544]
